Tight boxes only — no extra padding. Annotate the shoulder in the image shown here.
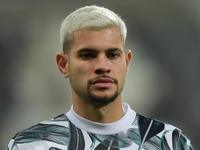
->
[136,114,194,150]
[7,114,70,150]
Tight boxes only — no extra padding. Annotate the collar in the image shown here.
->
[66,103,136,135]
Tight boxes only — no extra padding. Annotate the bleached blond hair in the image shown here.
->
[60,5,127,54]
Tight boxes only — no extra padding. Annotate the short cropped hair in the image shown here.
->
[60,5,127,54]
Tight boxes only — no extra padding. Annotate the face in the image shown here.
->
[59,27,132,105]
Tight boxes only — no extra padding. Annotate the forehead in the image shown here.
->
[71,27,123,52]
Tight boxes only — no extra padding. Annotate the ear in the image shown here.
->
[125,50,132,74]
[56,52,69,78]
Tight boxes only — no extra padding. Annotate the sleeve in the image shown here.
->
[172,129,194,150]
[6,139,19,150]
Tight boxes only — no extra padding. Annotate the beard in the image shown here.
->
[87,88,119,104]
[70,75,124,105]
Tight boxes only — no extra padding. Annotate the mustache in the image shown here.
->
[88,75,118,85]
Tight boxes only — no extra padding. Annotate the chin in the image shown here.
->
[87,92,119,104]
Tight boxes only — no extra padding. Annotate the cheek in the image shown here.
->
[69,63,90,80]
[116,62,127,76]
[118,65,127,85]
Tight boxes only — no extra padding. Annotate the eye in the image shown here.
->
[80,53,96,59]
[107,53,120,59]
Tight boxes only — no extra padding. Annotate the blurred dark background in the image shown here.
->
[0,1,199,149]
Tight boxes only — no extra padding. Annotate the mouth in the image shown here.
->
[92,78,114,88]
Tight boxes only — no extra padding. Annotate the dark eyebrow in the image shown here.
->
[106,48,123,53]
[77,48,97,54]
[76,48,123,54]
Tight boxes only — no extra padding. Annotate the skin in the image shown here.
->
[56,27,132,123]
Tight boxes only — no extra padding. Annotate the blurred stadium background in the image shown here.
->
[0,1,199,149]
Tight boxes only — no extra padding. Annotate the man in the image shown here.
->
[6,5,193,150]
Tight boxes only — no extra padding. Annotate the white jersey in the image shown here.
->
[6,103,193,150]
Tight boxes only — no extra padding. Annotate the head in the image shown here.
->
[60,5,127,54]
[57,5,132,106]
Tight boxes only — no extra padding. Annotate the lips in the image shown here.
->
[92,78,114,88]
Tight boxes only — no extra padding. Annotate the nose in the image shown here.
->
[94,55,111,75]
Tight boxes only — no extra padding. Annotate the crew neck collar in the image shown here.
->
[66,103,136,135]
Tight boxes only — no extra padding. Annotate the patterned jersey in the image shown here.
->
[6,103,194,150]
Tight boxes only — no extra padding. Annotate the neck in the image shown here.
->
[72,95,124,123]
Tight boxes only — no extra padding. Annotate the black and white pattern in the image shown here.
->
[6,103,194,150]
